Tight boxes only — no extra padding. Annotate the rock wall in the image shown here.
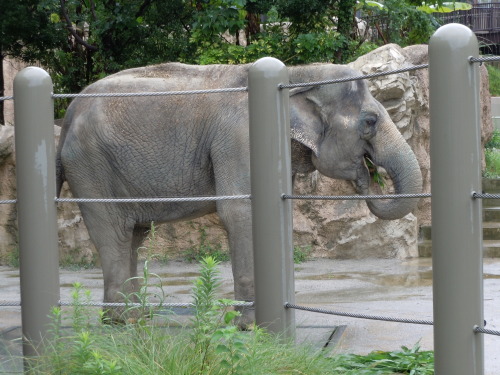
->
[0,44,493,264]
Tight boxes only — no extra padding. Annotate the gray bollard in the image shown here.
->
[248,57,295,340]
[429,24,484,375]
[14,67,60,361]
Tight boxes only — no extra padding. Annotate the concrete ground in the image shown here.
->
[1,257,499,374]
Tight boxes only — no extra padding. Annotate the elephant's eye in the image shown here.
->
[360,114,378,140]
[365,115,378,127]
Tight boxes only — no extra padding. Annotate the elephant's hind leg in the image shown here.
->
[78,205,143,322]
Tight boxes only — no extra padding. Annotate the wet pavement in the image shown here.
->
[1,257,499,374]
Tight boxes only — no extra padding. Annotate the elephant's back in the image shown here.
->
[85,63,250,94]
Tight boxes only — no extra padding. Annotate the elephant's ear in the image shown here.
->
[289,86,323,157]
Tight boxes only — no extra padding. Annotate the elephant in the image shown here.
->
[56,62,422,325]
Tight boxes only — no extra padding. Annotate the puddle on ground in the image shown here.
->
[175,289,193,295]
[156,272,200,279]
[299,269,500,287]
[298,270,434,288]
[297,287,425,304]
[484,273,500,279]
[375,271,433,287]
[163,279,193,286]
[300,273,349,281]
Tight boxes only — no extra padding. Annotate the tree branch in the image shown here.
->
[89,0,97,21]
[60,0,98,51]
[136,0,153,19]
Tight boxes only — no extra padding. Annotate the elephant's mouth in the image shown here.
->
[353,152,392,194]
[364,154,386,191]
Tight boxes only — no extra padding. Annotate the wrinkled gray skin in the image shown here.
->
[56,63,422,325]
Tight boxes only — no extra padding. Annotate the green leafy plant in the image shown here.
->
[293,244,312,264]
[484,129,500,178]
[4,245,19,268]
[70,282,94,332]
[59,248,96,271]
[331,342,434,374]
[486,128,500,149]
[120,259,166,324]
[190,257,248,373]
[141,221,169,265]
[487,65,500,96]
[484,149,500,178]
[122,222,167,323]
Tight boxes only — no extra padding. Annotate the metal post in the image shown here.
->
[429,24,484,375]
[248,57,295,339]
[14,67,60,360]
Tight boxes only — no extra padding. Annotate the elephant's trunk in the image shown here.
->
[359,122,423,220]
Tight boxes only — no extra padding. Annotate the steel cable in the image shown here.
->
[285,303,433,325]
[0,199,16,204]
[52,87,247,99]
[469,56,500,64]
[0,193,433,205]
[282,193,431,201]
[279,64,429,89]
[474,326,500,336]
[473,192,500,200]
[55,195,251,203]
[0,300,254,308]
[58,301,254,308]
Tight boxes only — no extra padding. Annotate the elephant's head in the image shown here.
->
[289,65,422,220]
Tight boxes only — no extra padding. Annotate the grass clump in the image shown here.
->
[18,256,434,374]
[293,244,313,264]
[484,129,500,178]
[487,64,500,96]
[3,245,19,268]
[184,225,230,263]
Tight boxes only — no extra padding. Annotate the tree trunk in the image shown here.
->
[334,0,356,63]
[245,12,260,45]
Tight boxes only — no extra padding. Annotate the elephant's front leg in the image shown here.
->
[217,200,255,328]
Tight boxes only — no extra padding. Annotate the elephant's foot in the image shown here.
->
[235,305,255,330]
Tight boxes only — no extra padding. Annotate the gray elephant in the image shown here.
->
[56,62,422,325]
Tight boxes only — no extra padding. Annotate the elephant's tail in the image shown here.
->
[55,109,73,198]
[55,152,65,198]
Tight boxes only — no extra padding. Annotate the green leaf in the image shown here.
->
[223,310,240,324]
[216,344,231,354]
[49,13,60,23]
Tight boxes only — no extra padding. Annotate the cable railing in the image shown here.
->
[1,23,498,375]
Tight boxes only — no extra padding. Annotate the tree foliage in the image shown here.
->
[1,0,446,114]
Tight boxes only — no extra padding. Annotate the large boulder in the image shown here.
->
[2,58,25,126]
[0,44,493,264]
